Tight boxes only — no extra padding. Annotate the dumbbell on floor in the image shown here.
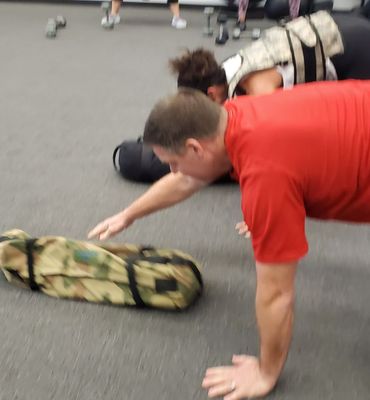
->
[203,7,214,36]
[45,18,57,38]
[215,13,229,45]
[45,15,67,38]
[232,27,261,41]
[55,15,67,28]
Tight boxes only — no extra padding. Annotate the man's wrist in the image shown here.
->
[120,207,135,225]
[258,358,281,387]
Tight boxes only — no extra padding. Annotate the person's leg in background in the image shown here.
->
[289,0,301,19]
[168,0,187,29]
[101,0,121,25]
[237,0,249,30]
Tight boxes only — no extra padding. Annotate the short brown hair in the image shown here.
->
[169,48,227,95]
[143,88,222,152]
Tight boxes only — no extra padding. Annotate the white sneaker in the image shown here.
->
[101,14,121,26]
[171,17,187,29]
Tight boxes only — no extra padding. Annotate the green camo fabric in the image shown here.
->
[0,229,203,310]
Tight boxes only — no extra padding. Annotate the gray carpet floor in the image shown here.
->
[0,2,369,400]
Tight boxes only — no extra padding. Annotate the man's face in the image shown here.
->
[152,140,226,182]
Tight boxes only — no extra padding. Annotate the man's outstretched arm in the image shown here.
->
[88,172,208,240]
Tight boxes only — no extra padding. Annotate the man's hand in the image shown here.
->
[87,209,134,240]
[235,221,251,238]
[202,354,276,399]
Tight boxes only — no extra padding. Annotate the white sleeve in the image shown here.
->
[275,64,295,89]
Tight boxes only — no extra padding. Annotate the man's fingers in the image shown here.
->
[98,230,111,241]
[207,382,235,398]
[204,366,231,377]
[88,223,106,239]
[88,221,110,240]
[231,354,248,365]
[224,387,243,400]
[202,373,229,388]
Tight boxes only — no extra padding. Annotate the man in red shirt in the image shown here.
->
[89,80,370,398]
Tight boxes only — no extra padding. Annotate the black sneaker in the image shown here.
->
[235,20,246,31]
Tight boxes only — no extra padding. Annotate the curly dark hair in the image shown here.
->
[169,48,227,95]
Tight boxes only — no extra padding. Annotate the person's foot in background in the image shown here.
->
[169,1,187,29]
[101,0,121,26]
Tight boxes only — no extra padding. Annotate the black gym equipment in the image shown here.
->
[113,138,235,184]
[264,0,333,20]
[215,13,229,45]
[362,0,370,18]
[113,138,170,183]
[203,7,214,36]
[213,0,265,45]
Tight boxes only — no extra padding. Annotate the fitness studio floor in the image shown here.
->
[0,2,369,400]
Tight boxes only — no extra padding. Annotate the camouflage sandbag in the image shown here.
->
[0,229,203,310]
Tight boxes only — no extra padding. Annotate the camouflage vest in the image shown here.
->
[224,11,344,98]
[0,229,203,310]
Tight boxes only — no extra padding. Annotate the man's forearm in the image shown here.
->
[256,289,294,382]
[255,262,297,385]
[125,172,207,221]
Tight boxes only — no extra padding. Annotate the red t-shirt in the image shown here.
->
[224,80,370,263]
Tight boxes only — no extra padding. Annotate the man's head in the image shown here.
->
[169,48,229,104]
[143,88,231,181]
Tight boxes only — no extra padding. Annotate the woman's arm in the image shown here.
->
[239,67,283,95]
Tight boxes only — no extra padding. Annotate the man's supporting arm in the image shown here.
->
[255,261,297,386]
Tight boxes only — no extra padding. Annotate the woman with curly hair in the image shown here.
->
[171,12,370,102]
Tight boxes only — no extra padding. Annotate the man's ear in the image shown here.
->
[206,86,218,102]
[185,138,204,156]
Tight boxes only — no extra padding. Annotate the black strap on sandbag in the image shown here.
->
[173,257,204,288]
[155,279,178,293]
[25,239,40,291]
[141,255,203,288]
[126,252,202,300]
[125,259,146,308]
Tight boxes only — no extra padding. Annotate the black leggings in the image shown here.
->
[331,13,370,80]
